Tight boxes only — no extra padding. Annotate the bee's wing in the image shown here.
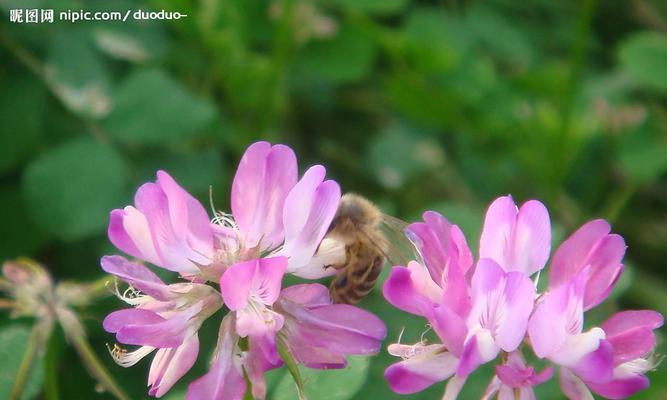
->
[361,214,421,267]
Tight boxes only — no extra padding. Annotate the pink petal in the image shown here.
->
[559,368,594,400]
[407,211,473,283]
[186,326,246,400]
[480,196,517,270]
[100,256,172,301]
[385,349,457,394]
[108,209,144,261]
[495,270,536,351]
[551,327,607,367]
[109,207,161,266]
[220,259,257,310]
[601,310,664,337]
[425,304,467,357]
[606,327,656,364]
[479,196,551,275]
[149,334,199,397]
[382,265,437,316]
[280,283,331,307]
[549,219,626,310]
[156,171,214,256]
[255,256,287,305]
[512,200,551,275]
[457,329,500,377]
[443,375,467,400]
[231,142,297,250]
[282,166,341,272]
[528,274,587,360]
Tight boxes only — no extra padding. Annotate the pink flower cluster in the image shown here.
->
[383,196,663,400]
[102,142,386,398]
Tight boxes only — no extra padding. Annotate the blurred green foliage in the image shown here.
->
[1,0,666,398]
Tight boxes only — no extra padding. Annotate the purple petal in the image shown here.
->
[587,376,650,400]
[385,350,457,394]
[231,142,297,250]
[101,256,172,301]
[112,303,202,348]
[569,339,614,384]
[220,259,257,310]
[283,167,341,272]
[148,334,199,397]
[103,309,165,333]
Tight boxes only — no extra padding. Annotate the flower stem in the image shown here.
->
[9,323,47,400]
[70,333,129,400]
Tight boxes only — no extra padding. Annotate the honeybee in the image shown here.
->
[325,193,416,304]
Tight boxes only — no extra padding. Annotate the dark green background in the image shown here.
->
[1,0,666,398]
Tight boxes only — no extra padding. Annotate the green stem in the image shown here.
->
[44,333,61,400]
[70,334,129,400]
[9,323,47,400]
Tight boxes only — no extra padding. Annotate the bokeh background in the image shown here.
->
[1,0,666,398]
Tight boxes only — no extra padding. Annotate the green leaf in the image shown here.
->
[272,357,370,400]
[0,77,46,173]
[0,323,45,400]
[46,28,112,118]
[322,0,407,15]
[295,22,377,84]
[618,31,667,92]
[22,138,129,241]
[103,69,216,145]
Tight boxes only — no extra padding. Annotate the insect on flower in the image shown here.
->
[320,193,418,304]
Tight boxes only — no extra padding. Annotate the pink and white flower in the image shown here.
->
[383,195,662,400]
[102,256,222,397]
[108,141,341,281]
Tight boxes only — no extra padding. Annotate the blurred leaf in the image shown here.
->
[321,0,407,14]
[618,117,667,183]
[103,69,216,145]
[0,323,45,400]
[46,28,112,119]
[0,188,48,260]
[92,14,167,63]
[272,357,370,400]
[618,31,667,92]
[22,138,128,241]
[134,148,224,195]
[295,22,376,84]
[0,77,45,173]
[466,5,535,68]
[368,125,444,189]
